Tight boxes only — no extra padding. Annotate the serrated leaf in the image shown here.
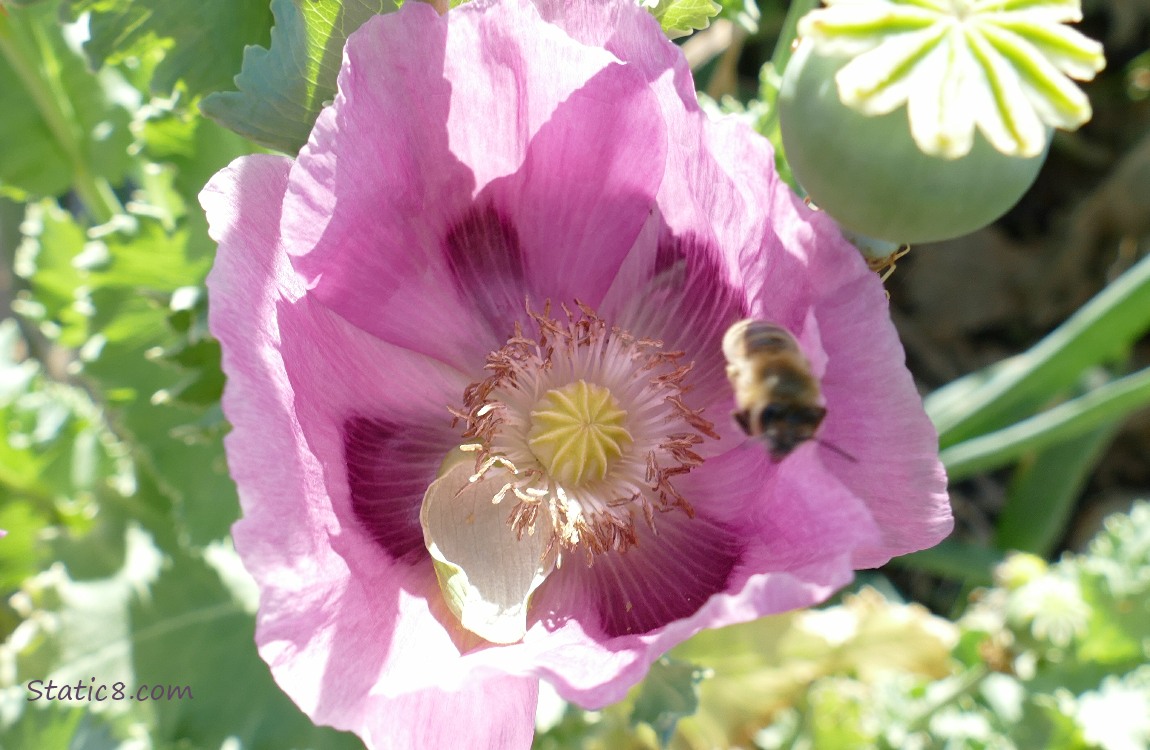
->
[0,1,131,200]
[200,0,399,153]
[90,221,213,293]
[1074,508,1150,667]
[631,657,708,746]
[6,525,162,699]
[130,551,364,749]
[62,0,273,98]
[0,320,144,591]
[19,206,236,544]
[15,202,88,341]
[646,0,721,40]
[81,302,238,544]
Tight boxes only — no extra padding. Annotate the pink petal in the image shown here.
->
[344,416,456,565]
[479,62,667,308]
[285,0,664,366]
[752,172,953,567]
[637,56,952,565]
[284,5,484,369]
[203,0,953,737]
[439,443,882,708]
[358,679,539,750]
[203,155,537,744]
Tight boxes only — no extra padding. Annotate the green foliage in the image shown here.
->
[0,319,131,585]
[200,0,398,153]
[2,529,362,747]
[645,0,721,39]
[3,705,104,749]
[129,550,363,748]
[903,251,1150,577]
[0,0,131,203]
[928,251,1150,448]
[715,0,760,33]
[62,0,273,98]
[1,0,1146,748]
[631,658,709,746]
[534,503,1150,749]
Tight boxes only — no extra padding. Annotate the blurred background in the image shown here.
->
[1,0,1148,747]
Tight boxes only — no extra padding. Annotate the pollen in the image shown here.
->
[455,301,717,555]
[527,380,633,487]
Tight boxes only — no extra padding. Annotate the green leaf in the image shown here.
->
[1,706,94,750]
[646,0,721,39]
[5,525,163,705]
[130,550,364,749]
[630,657,708,746]
[82,298,239,545]
[63,0,273,99]
[939,366,1150,479]
[200,0,398,153]
[14,201,89,345]
[138,109,257,211]
[996,422,1121,555]
[0,502,49,590]
[1074,501,1150,666]
[928,250,1150,446]
[0,1,131,209]
[18,205,236,544]
[0,318,135,583]
[1073,667,1150,750]
[893,538,1002,584]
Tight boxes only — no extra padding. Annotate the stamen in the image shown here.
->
[455,302,718,555]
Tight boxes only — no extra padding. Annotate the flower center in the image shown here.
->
[526,380,633,487]
[453,302,720,556]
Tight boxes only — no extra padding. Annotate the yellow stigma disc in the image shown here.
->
[526,380,632,487]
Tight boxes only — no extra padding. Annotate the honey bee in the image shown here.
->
[722,319,850,461]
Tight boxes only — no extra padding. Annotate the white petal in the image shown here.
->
[983,14,1105,80]
[420,462,554,644]
[966,29,1048,156]
[836,24,949,115]
[907,33,977,157]
[800,3,942,56]
[971,0,1083,24]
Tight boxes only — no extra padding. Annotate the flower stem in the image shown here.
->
[758,0,822,173]
[0,7,122,223]
[771,0,821,75]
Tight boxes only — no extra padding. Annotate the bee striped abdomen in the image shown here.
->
[722,319,827,460]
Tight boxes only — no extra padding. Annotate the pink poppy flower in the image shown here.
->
[201,0,952,746]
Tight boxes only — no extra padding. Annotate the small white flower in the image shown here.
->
[1006,573,1089,647]
[799,0,1106,158]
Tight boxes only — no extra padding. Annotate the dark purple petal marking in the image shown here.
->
[444,205,526,340]
[624,232,748,408]
[591,513,739,637]
[344,416,449,565]
[652,229,687,277]
[538,512,740,638]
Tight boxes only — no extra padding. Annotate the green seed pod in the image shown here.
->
[779,40,1049,244]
